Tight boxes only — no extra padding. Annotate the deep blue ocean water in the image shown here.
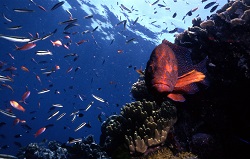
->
[0,0,227,156]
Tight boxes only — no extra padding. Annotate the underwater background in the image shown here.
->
[2,0,250,159]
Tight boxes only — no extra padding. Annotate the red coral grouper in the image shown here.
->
[145,39,207,102]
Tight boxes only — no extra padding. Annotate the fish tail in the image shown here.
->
[50,40,55,46]
[14,44,20,50]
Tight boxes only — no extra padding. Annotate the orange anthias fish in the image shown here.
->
[145,39,207,102]
[13,118,26,126]
[21,66,30,72]
[50,40,62,47]
[10,100,25,112]
[20,90,31,104]
[15,43,36,51]
[34,127,46,137]
[36,75,42,84]
[1,84,14,93]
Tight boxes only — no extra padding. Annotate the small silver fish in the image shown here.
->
[0,153,18,159]
[84,14,93,19]
[36,50,52,56]
[92,94,105,102]
[0,109,16,118]
[74,122,86,132]
[67,138,82,144]
[56,113,66,120]
[52,104,63,107]
[37,89,50,94]
[0,35,31,43]
[85,101,94,111]
[47,110,59,120]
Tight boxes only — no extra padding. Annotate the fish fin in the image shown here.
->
[174,83,199,94]
[19,100,27,104]
[175,70,205,88]
[163,40,209,87]
[167,93,185,102]
[194,56,209,86]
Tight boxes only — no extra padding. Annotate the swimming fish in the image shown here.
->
[13,9,34,12]
[34,127,46,137]
[0,34,31,43]
[50,40,62,47]
[84,14,93,19]
[0,109,16,118]
[0,153,18,159]
[15,43,36,51]
[145,39,207,102]
[92,94,105,102]
[74,122,86,132]
[20,90,31,104]
[10,101,25,112]
[51,1,65,11]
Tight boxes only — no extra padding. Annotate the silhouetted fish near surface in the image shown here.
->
[132,17,139,25]
[210,4,219,13]
[59,18,77,25]
[151,0,160,6]
[120,4,131,12]
[125,38,135,44]
[168,28,178,33]
[84,14,93,19]
[145,39,207,102]
[172,12,177,18]
[51,1,65,10]
[204,1,217,9]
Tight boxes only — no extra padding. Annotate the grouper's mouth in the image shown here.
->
[152,83,171,93]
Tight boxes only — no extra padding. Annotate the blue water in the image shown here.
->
[0,0,227,156]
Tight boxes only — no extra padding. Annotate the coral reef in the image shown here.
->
[131,1,250,158]
[100,100,178,158]
[175,0,250,82]
[16,141,68,159]
[15,1,250,159]
[131,76,152,101]
[16,135,110,159]
[132,147,198,159]
[66,135,110,159]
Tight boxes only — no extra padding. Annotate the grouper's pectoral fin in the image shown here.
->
[175,70,205,88]
[167,93,185,102]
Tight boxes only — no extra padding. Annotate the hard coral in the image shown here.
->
[131,147,198,159]
[122,100,177,154]
[131,76,152,101]
[100,100,177,157]
[175,0,250,81]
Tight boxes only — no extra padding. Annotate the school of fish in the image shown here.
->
[0,0,221,155]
